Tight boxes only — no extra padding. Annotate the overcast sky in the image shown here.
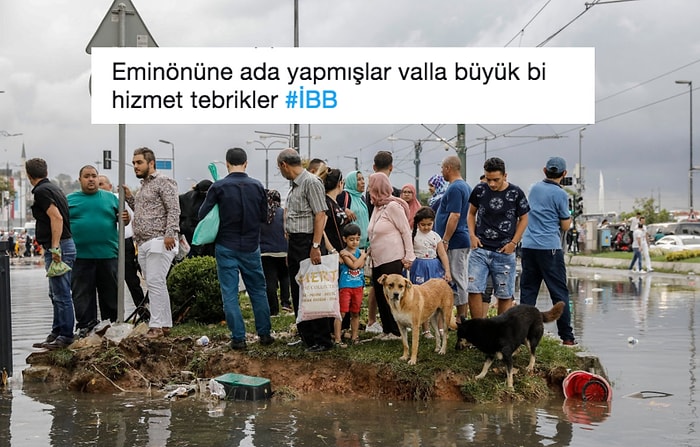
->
[1,0,700,215]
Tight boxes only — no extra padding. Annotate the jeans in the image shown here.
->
[43,238,76,341]
[467,248,517,298]
[71,258,119,329]
[519,248,575,342]
[138,237,176,328]
[629,248,642,271]
[215,244,271,342]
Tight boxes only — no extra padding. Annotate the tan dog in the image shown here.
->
[377,274,453,365]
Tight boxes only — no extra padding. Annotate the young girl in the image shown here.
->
[337,223,367,346]
[409,206,452,338]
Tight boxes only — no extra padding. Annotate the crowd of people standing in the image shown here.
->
[27,145,579,352]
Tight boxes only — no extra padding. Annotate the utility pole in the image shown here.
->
[457,124,466,179]
[413,140,423,193]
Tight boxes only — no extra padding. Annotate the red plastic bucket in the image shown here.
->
[563,370,612,402]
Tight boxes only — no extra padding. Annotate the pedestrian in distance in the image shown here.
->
[519,156,577,346]
[629,222,645,273]
[26,158,77,350]
[198,147,274,350]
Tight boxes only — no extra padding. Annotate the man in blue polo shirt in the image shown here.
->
[519,156,577,346]
[198,147,273,350]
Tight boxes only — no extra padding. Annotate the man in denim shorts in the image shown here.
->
[467,157,529,317]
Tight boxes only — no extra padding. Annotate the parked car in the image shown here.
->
[653,235,700,252]
[659,222,700,236]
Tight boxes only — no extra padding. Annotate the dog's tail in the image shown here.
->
[541,301,565,323]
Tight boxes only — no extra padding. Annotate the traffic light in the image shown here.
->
[568,197,574,215]
[103,150,112,169]
[575,195,584,217]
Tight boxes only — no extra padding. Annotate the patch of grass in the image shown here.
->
[48,349,76,369]
[91,347,129,379]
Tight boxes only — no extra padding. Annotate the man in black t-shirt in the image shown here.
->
[26,158,77,350]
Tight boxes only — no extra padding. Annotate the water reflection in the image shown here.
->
[3,266,700,446]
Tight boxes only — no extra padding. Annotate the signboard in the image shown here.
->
[155,160,172,170]
[86,0,158,54]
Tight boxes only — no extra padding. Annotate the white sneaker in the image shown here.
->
[365,322,383,333]
[639,269,647,274]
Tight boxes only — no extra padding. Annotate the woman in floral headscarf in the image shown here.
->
[427,174,448,212]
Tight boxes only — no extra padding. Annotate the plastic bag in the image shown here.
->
[191,162,221,246]
[295,253,341,323]
[192,205,219,245]
[175,234,190,261]
[46,248,72,277]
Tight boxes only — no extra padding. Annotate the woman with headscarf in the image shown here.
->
[336,170,369,249]
[367,172,415,339]
[427,174,448,212]
[260,189,291,316]
[401,183,422,224]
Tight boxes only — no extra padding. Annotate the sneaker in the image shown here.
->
[76,327,91,339]
[365,322,383,333]
[562,339,578,347]
[639,269,646,274]
[42,337,73,350]
[647,268,654,272]
[230,339,248,350]
[33,333,57,348]
[281,305,293,313]
[259,334,275,346]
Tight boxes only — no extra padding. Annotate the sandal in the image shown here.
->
[350,338,360,345]
[334,341,348,348]
[422,330,435,339]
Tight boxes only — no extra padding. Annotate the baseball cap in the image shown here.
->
[546,156,567,174]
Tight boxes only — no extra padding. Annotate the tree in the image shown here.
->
[620,197,672,224]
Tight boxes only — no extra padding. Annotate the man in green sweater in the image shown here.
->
[68,165,121,337]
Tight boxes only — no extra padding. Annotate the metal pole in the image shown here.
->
[578,127,586,195]
[457,124,466,179]
[414,140,422,193]
[690,82,694,213]
[292,0,300,153]
[116,3,127,323]
[264,150,269,189]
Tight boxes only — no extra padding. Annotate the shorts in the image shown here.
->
[339,287,363,314]
[467,247,516,299]
[448,248,469,306]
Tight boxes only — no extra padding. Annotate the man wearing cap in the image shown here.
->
[519,156,577,346]
[198,147,273,350]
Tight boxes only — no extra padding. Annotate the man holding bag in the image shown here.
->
[277,148,334,352]
[198,147,273,350]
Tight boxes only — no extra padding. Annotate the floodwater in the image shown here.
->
[1,263,698,447]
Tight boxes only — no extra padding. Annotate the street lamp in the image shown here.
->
[247,139,288,188]
[387,136,426,193]
[158,139,175,180]
[577,127,586,195]
[676,80,694,213]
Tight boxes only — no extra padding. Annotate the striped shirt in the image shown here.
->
[126,171,180,246]
[284,169,327,234]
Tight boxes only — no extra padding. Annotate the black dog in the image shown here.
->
[456,302,565,388]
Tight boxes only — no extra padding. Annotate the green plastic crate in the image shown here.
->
[214,373,272,401]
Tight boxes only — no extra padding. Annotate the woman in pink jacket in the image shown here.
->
[367,173,416,339]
